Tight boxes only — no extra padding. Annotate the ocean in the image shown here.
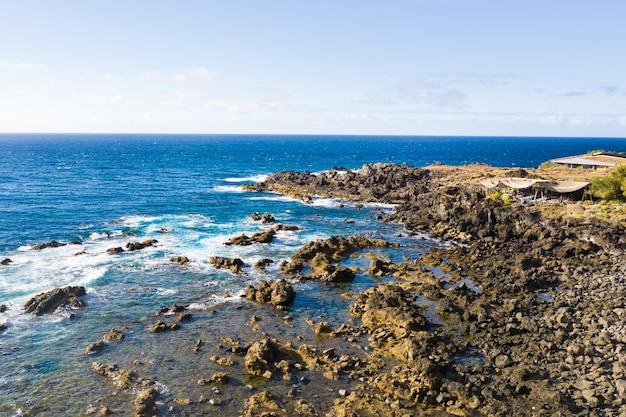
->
[0,134,624,415]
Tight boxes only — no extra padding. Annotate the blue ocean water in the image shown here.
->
[0,133,624,415]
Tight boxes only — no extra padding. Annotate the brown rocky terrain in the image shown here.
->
[242,163,626,416]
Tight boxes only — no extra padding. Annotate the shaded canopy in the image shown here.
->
[480,177,589,193]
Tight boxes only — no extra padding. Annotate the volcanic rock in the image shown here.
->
[244,279,295,307]
[209,256,245,274]
[23,286,86,316]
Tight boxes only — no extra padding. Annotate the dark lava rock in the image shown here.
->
[125,239,158,251]
[31,240,67,250]
[251,212,276,223]
[0,304,6,313]
[209,256,245,274]
[23,286,86,316]
[1,258,12,265]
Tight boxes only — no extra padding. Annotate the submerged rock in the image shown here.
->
[23,286,86,316]
[1,258,12,265]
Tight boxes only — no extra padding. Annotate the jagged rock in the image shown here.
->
[273,224,299,231]
[125,239,158,251]
[23,286,86,316]
[225,228,276,246]
[134,387,159,417]
[0,304,6,313]
[106,247,124,254]
[103,328,125,342]
[245,390,281,412]
[85,340,107,355]
[147,320,180,332]
[169,256,190,265]
[1,258,12,265]
[251,212,275,223]
[254,258,274,272]
[209,256,245,274]
[245,279,295,307]
[244,339,274,379]
[31,240,68,250]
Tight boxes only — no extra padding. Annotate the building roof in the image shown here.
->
[550,157,616,167]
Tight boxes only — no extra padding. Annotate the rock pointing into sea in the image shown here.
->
[23,286,86,316]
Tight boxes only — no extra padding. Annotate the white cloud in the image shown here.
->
[84,95,124,105]
[0,59,45,72]
[173,67,218,82]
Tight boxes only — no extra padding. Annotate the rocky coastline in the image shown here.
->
[241,163,626,416]
[7,162,626,416]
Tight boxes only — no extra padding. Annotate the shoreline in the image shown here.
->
[5,162,626,416]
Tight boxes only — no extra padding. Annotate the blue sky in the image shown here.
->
[1,0,625,136]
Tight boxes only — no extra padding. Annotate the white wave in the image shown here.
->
[223,174,268,183]
[248,195,303,203]
[310,197,344,208]
[213,185,245,193]
[155,288,179,296]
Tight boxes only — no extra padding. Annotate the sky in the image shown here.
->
[1,0,625,137]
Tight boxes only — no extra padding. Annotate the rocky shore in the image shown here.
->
[242,163,626,416]
[10,162,625,416]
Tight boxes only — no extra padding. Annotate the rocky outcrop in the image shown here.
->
[32,240,68,250]
[244,279,295,307]
[85,328,125,355]
[23,286,86,316]
[147,319,180,332]
[169,256,190,265]
[244,163,430,204]
[278,234,397,282]
[125,239,158,251]
[92,362,159,417]
[1,258,12,265]
[209,256,245,274]
[251,212,275,223]
[106,239,158,254]
[224,229,275,246]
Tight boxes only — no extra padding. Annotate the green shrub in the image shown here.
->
[589,165,626,201]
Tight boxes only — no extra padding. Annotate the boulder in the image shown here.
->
[134,387,159,417]
[251,212,275,223]
[1,258,12,265]
[23,286,86,316]
[169,256,190,265]
[254,258,274,272]
[209,256,245,274]
[245,279,295,307]
[125,239,158,251]
[244,339,274,379]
